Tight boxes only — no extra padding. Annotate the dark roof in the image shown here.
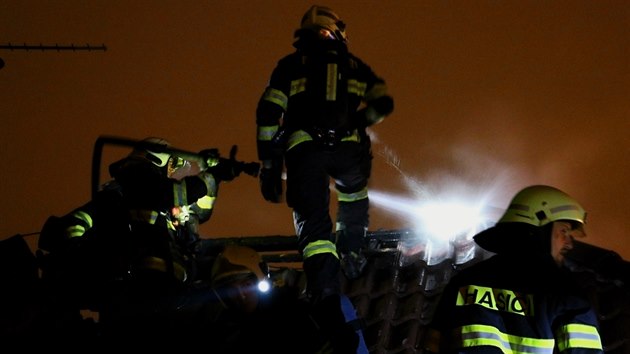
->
[212,229,630,354]
[3,230,629,352]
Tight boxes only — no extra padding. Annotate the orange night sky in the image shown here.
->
[1,1,629,260]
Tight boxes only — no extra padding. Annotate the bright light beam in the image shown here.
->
[370,190,494,243]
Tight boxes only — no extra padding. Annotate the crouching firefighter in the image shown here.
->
[38,137,258,342]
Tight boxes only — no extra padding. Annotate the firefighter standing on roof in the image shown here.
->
[422,185,603,354]
[256,5,393,352]
[256,1,392,297]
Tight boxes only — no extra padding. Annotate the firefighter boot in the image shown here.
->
[303,252,342,303]
[340,250,367,280]
[336,224,368,280]
[336,229,367,280]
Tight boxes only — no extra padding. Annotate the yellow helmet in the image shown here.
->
[474,185,586,253]
[131,137,172,167]
[211,244,270,289]
[497,185,587,227]
[299,5,347,42]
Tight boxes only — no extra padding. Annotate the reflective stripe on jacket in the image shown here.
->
[256,48,388,160]
[423,253,603,354]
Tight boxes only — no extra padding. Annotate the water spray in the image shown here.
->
[369,137,510,264]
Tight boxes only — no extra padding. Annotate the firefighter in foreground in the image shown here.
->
[256,5,393,352]
[422,185,603,354]
[37,137,255,342]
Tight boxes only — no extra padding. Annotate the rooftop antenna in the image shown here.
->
[0,42,107,69]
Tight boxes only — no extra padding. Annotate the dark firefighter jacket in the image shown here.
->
[39,156,218,296]
[256,37,393,161]
[423,252,603,354]
[107,156,218,282]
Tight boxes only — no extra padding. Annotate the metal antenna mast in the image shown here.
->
[0,42,107,69]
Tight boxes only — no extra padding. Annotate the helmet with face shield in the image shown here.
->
[128,137,194,179]
[130,137,172,167]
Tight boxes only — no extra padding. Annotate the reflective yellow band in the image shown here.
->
[456,285,534,316]
[258,125,279,142]
[337,187,368,202]
[196,195,215,210]
[71,210,93,228]
[66,210,93,238]
[290,78,306,96]
[303,240,338,259]
[341,129,360,142]
[166,218,175,231]
[556,323,602,351]
[262,87,288,110]
[347,79,367,96]
[287,130,313,151]
[65,225,86,238]
[458,324,555,354]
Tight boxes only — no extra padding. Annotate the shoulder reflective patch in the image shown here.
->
[456,285,534,316]
[289,78,306,97]
[347,79,366,96]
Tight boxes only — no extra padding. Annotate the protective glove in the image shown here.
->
[259,159,283,203]
[198,148,220,169]
[210,157,241,182]
[207,145,241,182]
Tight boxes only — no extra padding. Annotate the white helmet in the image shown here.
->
[131,137,172,167]
[299,5,347,42]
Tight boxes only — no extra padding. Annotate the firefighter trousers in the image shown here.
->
[285,139,372,254]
